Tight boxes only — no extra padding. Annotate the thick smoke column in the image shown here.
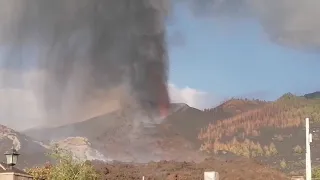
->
[0,0,170,129]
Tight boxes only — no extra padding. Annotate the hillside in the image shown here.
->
[161,98,267,146]
[0,125,49,168]
[22,93,320,175]
[23,103,205,162]
[23,99,266,162]
[198,93,320,174]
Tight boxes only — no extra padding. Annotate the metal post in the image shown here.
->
[306,118,312,180]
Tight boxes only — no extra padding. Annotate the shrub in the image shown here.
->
[256,143,264,156]
[26,144,100,180]
[264,145,271,157]
[26,163,52,180]
[280,159,287,169]
[293,145,303,154]
[313,168,320,178]
[269,142,278,155]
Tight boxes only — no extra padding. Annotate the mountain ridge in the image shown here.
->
[15,91,320,173]
[22,97,269,163]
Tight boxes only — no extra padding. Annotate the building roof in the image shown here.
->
[0,162,32,177]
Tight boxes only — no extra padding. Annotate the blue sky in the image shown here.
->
[166,2,320,104]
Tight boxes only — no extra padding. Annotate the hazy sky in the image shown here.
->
[166,2,320,109]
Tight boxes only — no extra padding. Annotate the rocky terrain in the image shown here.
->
[0,124,49,168]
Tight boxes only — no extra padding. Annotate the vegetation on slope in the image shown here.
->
[162,98,267,147]
[200,137,278,158]
[203,98,267,115]
[198,93,320,154]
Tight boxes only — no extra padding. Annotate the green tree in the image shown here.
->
[27,144,100,180]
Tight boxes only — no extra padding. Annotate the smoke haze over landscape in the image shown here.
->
[0,0,319,131]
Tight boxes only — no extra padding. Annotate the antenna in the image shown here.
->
[306,118,312,180]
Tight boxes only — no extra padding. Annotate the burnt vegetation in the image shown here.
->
[199,93,320,153]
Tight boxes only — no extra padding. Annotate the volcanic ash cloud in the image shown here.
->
[0,0,170,129]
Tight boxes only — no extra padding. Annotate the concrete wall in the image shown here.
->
[0,173,33,180]
[0,173,14,180]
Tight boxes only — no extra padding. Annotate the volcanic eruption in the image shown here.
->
[0,0,170,130]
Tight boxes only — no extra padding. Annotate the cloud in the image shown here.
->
[168,83,220,109]
[182,0,320,51]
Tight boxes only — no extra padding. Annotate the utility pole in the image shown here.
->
[306,118,312,180]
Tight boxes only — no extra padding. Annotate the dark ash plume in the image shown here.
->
[0,0,170,129]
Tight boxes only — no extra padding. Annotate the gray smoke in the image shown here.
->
[250,0,320,51]
[0,0,170,130]
[184,0,320,51]
[1,0,319,130]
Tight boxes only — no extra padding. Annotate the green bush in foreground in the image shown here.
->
[313,168,320,178]
[26,144,100,180]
